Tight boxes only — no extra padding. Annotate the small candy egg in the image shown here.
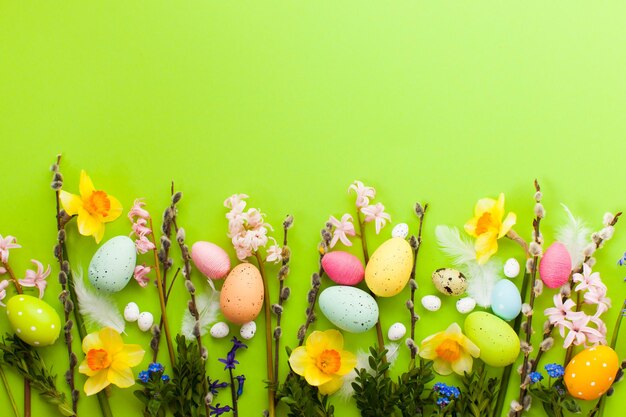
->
[503,258,520,278]
[391,223,409,239]
[387,323,406,341]
[539,242,572,288]
[6,295,61,347]
[137,312,154,332]
[88,236,137,292]
[456,297,476,314]
[431,268,467,296]
[321,251,365,286]
[191,241,231,280]
[421,295,441,312]
[490,280,522,321]
[210,322,230,338]
[239,321,257,340]
[124,302,140,322]
[564,346,619,400]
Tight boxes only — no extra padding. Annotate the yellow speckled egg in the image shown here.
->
[564,346,619,400]
[220,263,264,325]
[365,237,413,297]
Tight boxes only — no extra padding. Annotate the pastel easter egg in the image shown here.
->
[210,322,230,338]
[321,251,365,286]
[220,263,264,325]
[464,312,520,367]
[387,322,406,341]
[239,321,257,340]
[456,297,476,314]
[365,237,414,297]
[391,223,409,239]
[432,268,467,296]
[6,295,61,347]
[88,236,137,292]
[490,280,522,321]
[319,286,379,333]
[539,242,572,289]
[191,241,231,280]
[137,312,154,332]
[421,295,441,312]
[504,258,521,278]
[124,302,140,322]
[564,346,619,400]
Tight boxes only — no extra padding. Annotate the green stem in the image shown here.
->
[255,251,275,417]
[0,364,20,417]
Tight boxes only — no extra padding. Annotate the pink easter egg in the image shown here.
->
[539,242,572,289]
[321,251,365,286]
[191,241,231,279]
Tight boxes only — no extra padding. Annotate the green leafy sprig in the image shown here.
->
[170,334,211,417]
[0,334,74,416]
[134,366,175,417]
[454,363,500,417]
[352,347,398,417]
[396,360,435,417]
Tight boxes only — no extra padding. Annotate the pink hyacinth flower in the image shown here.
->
[349,181,376,208]
[544,294,584,326]
[128,199,151,221]
[561,314,603,348]
[0,235,21,264]
[224,194,248,211]
[135,235,156,254]
[266,240,283,264]
[134,265,152,288]
[18,259,51,299]
[361,203,391,234]
[132,218,153,237]
[0,279,9,306]
[328,214,356,248]
[573,264,603,293]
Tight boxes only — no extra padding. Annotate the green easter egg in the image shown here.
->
[6,295,61,347]
[464,311,520,367]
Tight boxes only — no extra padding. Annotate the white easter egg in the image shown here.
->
[456,297,476,314]
[124,302,140,322]
[210,322,230,338]
[421,295,441,312]
[137,312,154,332]
[387,322,406,341]
[504,258,521,278]
[391,223,409,239]
[240,321,257,340]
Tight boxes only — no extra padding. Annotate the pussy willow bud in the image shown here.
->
[406,300,414,310]
[160,236,171,250]
[307,290,316,304]
[271,304,283,315]
[280,287,291,301]
[171,191,183,204]
[414,202,424,218]
[273,327,282,340]
[69,352,78,367]
[311,273,321,287]
[278,265,290,280]
[185,280,196,294]
[409,279,418,290]
[297,326,306,342]
[283,214,294,229]
[58,271,67,286]
[176,227,186,244]
[540,337,554,351]
[409,236,418,250]
[193,323,201,338]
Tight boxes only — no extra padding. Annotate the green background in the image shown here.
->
[1,1,625,416]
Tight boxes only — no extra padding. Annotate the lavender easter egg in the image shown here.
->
[191,241,231,279]
[539,243,572,289]
[6,295,61,347]
[321,251,365,286]
[220,263,264,325]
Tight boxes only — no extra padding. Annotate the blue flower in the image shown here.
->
[219,337,248,370]
[433,382,446,392]
[436,397,450,407]
[545,364,565,378]
[235,375,245,398]
[138,371,150,383]
[432,382,460,399]
[161,374,170,382]
[529,372,543,383]
[618,252,626,266]
[148,363,164,374]
[209,403,233,416]
[208,379,229,395]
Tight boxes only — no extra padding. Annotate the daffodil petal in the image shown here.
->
[433,358,453,375]
[459,337,480,358]
[107,363,135,388]
[322,329,344,351]
[494,193,506,220]
[303,363,332,387]
[82,331,103,353]
[498,212,517,238]
[445,323,462,335]
[464,217,479,237]
[79,170,95,197]
[474,197,496,217]
[99,328,124,355]
[337,350,356,376]
[475,231,498,265]
[451,353,473,376]
[114,344,145,368]
[84,370,110,396]
[76,208,102,239]
[93,221,106,244]
[104,194,123,223]
[59,191,82,216]
[305,331,328,358]
[318,375,344,395]
[78,358,99,377]
[288,346,311,376]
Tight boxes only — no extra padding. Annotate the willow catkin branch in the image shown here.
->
[273,215,293,389]
[407,202,428,361]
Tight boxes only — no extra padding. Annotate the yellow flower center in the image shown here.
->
[87,348,111,371]
[316,349,341,374]
[84,191,111,218]
[475,212,493,235]
[435,339,461,362]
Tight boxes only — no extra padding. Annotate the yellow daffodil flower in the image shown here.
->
[464,193,516,264]
[78,327,145,395]
[419,323,479,376]
[59,170,122,243]
[288,329,356,395]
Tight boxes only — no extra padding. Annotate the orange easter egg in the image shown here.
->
[564,346,619,400]
[220,263,264,325]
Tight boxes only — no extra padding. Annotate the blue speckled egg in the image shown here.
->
[319,286,379,333]
[88,236,137,292]
[490,279,522,321]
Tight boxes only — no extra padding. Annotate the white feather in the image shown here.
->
[556,204,590,269]
[73,271,125,333]
[181,290,220,340]
[435,225,476,266]
[466,261,501,307]
[337,343,400,400]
